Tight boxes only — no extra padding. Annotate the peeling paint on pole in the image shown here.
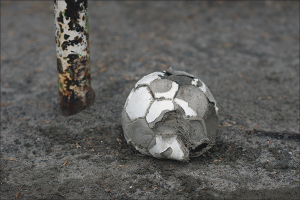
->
[54,0,95,116]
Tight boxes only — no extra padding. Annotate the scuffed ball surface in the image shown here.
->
[122,68,218,161]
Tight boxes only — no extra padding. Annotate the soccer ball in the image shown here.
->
[122,68,218,161]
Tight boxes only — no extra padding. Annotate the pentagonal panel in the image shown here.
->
[149,79,179,99]
[126,87,153,120]
[125,118,154,148]
[189,120,206,145]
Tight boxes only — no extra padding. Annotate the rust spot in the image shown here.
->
[58,52,94,116]
[57,58,63,73]
[67,54,79,62]
[57,11,64,23]
[59,23,64,33]
[59,87,95,116]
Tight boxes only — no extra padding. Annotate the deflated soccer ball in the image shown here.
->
[122,67,218,161]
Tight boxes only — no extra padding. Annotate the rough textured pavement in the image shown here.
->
[1,1,299,199]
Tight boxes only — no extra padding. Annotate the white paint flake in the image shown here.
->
[149,135,185,160]
[199,81,207,93]
[191,78,199,86]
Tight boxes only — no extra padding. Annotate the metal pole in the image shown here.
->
[54,0,95,116]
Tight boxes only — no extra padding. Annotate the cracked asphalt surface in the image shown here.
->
[1,1,299,199]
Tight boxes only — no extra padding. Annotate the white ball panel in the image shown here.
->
[135,72,164,88]
[146,100,175,123]
[126,87,153,120]
[148,135,185,160]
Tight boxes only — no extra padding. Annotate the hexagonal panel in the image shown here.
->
[126,86,153,120]
[146,100,175,126]
[125,118,154,148]
[175,85,208,119]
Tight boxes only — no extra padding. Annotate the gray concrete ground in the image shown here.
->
[1,1,299,199]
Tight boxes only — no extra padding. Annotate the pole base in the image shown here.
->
[59,88,95,116]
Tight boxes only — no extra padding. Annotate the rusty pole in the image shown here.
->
[54,0,95,116]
